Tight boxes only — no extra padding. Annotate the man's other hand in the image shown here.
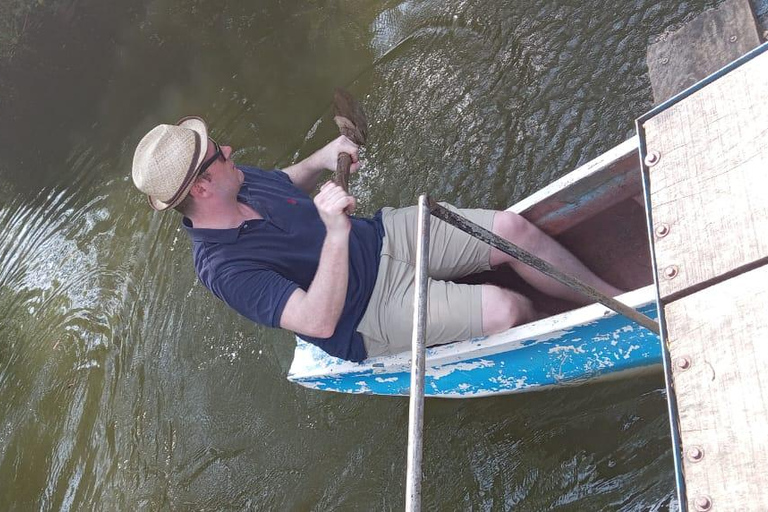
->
[317,135,360,173]
[314,181,356,233]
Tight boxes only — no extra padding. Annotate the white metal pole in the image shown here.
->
[405,194,430,512]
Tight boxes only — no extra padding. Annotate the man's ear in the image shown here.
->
[187,180,208,199]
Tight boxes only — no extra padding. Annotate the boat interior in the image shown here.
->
[458,140,655,319]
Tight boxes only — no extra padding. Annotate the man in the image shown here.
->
[132,116,621,362]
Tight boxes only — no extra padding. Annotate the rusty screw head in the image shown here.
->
[687,445,704,462]
[694,495,712,511]
[655,223,670,238]
[729,35,738,43]
[675,357,691,371]
[644,151,660,167]
[664,265,678,279]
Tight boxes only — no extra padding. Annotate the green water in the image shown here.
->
[0,0,726,509]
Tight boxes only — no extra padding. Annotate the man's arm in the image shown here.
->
[282,136,360,194]
[279,182,357,337]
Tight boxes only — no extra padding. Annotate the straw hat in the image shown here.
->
[132,116,209,210]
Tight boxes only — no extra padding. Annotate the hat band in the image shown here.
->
[164,133,203,206]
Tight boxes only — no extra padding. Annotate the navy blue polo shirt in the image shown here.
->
[183,166,383,362]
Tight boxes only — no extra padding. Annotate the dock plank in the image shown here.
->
[643,49,768,301]
[665,264,768,511]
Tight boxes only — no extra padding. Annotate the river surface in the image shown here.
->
[1,0,757,509]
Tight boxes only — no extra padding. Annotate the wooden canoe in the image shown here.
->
[288,138,661,397]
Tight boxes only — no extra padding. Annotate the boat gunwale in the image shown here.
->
[509,137,640,235]
[510,137,637,215]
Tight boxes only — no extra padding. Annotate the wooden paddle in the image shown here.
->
[332,88,368,193]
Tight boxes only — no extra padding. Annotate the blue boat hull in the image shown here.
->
[288,297,660,398]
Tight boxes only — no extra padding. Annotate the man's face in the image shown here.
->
[198,138,244,193]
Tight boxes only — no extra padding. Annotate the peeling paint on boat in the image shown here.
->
[430,359,495,380]
[288,286,660,398]
[548,345,586,355]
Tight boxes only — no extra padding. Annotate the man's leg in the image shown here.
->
[359,268,505,356]
[489,211,622,304]
[482,285,537,335]
[359,204,620,357]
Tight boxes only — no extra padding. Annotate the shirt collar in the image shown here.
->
[182,167,285,242]
[239,171,285,231]
[183,216,243,243]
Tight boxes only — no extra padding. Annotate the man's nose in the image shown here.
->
[222,145,234,159]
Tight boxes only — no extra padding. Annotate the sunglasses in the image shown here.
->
[197,139,226,177]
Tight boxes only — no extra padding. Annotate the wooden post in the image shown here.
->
[428,200,660,334]
[405,194,430,512]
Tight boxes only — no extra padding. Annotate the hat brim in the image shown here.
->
[147,116,209,211]
[148,178,199,210]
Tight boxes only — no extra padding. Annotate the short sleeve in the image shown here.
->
[213,266,299,328]
[271,169,293,183]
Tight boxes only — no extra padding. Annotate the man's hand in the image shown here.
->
[316,135,361,173]
[314,181,357,233]
[282,135,361,194]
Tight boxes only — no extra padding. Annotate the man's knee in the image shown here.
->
[493,211,535,242]
[482,286,536,335]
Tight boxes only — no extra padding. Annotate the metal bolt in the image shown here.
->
[694,495,712,511]
[675,357,691,371]
[664,265,678,279]
[644,150,660,167]
[661,57,669,64]
[687,445,704,462]
[655,223,670,238]
[729,35,738,43]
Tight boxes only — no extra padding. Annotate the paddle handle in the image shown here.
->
[335,152,352,193]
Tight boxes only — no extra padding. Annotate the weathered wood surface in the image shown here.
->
[647,0,762,104]
[511,137,641,236]
[665,263,768,512]
[643,48,768,302]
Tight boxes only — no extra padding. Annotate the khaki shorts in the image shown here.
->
[357,204,496,357]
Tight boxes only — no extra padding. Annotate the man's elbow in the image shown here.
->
[280,291,340,338]
[313,327,335,339]
[283,315,338,338]
[303,319,337,338]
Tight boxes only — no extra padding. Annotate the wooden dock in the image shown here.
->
[638,40,768,511]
